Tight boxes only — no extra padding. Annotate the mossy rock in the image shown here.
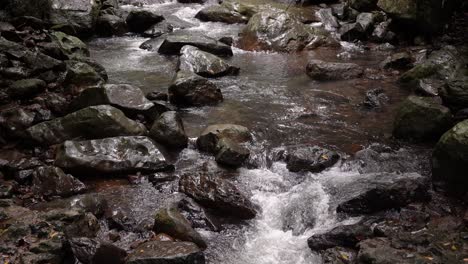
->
[50,31,90,59]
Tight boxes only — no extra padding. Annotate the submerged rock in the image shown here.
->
[149,111,188,149]
[158,31,233,57]
[32,166,86,198]
[286,146,340,173]
[126,10,164,33]
[27,105,146,145]
[179,45,239,78]
[168,71,223,106]
[127,241,205,264]
[55,136,173,175]
[306,60,364,81]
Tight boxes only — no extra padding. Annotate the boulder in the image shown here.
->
[361,88,388,109]
[357,238,428,264]
[215,137,250,167]
[168,71,223,106]
[149,111,188,149]
[96,14,127,36]
[7,79,46,99]
[197,124,252,153]
[55,136,173,175]
[49,0,102,37]
[380,52,413,70]
[195,5,248,24]
[414,78,442,97]
[240,10,334,52]
[306,60,364,81]
[65,60,104,93]
[349,0,378,11]
[338,22,365,41]
[0,107,36,138]
[321,247,357,264]
[317,8,339,31]
[32,166,86,198]
[432,120,468,191]
[4,0,52,19]
[125,10,164,33]
[335,172,430,215]
[371,19,395,42]
[142,20,173,38]
[441,78,468,111]
[179,45,239,78]
[356,12,376,32]
[158,31,233,57]
[49,31,90,59]
[179,162,256,219]
[69,237,127,264]
[393,96,452,141]
[27,105,146,145]
[70,84,154,114]
[286,146,340,173]
[127,241,205,264]
[153,207,207,248]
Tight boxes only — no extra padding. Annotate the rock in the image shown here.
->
[215,137,250,167]
[441,78,468,111]
[240,10,334,52]
[218,37,233,46]
[158,31,233,57]
[308,219,375,250]
[142,21,173,38]
[49,31,90,59]
[179,45,239,78]
[32,166,86,198]
[179,162,256,219]
[55,136,173,175]
[335,172,430,215]
[413,78,442,97]
[65,212,101,238]
[317,8,339,31]
[306,60,364,81]
[4,0,52,20]
[146,91,168,101]
[149,111,188,149]
[96,14,127,36]
[49,0,102,38]
[0,107,36,138]
[454,108,468,122]
[197,124,252,154]
[65,61,104,93]
[432,120,468,192]
[356,12,376,32]
[168,71,223,107]
[70,84,154,114]
[69,237,127,264]
[380,52,413,70]
[361,88,388,109]
[177,198,220,232]
[125,10,164,33]
[73,57,109,82]
[27,105,146,145]
[178,0,206,3]
[321,246,357,264]
[7,79,46,99]
[286,146,340,173]
[357,237,427,264]
[371,19,395,42]
[349,0,378,11]
[393,96,452,141]
[153,207,207,248]
[127,241,205,264]
[339,22,365,41]
[195,5,249,24]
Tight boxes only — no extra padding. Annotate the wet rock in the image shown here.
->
[127,241,205,264]
[149,111,188,149]
[441,78,468,112]
[96,14,127,36]
[361,88,388,109]
[0,107,36,138]
[69,237,127,264]
[218,37,233,46]
[306,60,364,81]
[65,212,101,238]
[317,8,339,31]
[125,10,164,33]
[27,105,146,145]
[286,146,340,173]
[65,60,104,93]
[146,91,168,101]
[197,124,252,153]
[349,0,378,11]
[240,10,334,52]
[432,120,468,192]
[177,198,220,232]
[158,31,233,57]
[142,20,173,38]
[32,166,86,198]
[454,108,468,122]
[168,71,223,107]
[335,172,430,215]
[7,79,46,99]
[393,96,452,142]
[371,19,395,42]
[70,84,154,114]
[55,136,173,175]
[179,45,239,78]
[153,207,207,248]
[179,162,256,219]
[73,57,109,82]
[49,0,102,38]
[195,5,249,24]
[357,237,427,264]
[380,52,413,70]
[413,78,442,97]
[215,137,250,167]
[49,31,90,59]
[322,246,357,264]
[356,12,376,33]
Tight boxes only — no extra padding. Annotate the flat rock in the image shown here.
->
[306,60,364,81]
[158,31,233,57]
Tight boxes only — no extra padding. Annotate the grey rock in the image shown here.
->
[179,45,239,78]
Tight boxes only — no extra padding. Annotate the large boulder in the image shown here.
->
[441,78,468,111]
[96,14,127,36]
[195,5,249,24]
[179,45,239,78]
[32,166,86,198]
[27,105,146,145]
[168,71,223,106]
[126,10,164,33]
[179,162,256,219]
[55,136,173,175]
[153,207,207,248]
[432,120,468,192]
[285,146,340,173]
[306,60,364,81]
[239,9,335,52]
[149,111,188,149]
[393,96,452,142]
[127,241,205,264]
[158,31,233,57]
[50,0,102,37]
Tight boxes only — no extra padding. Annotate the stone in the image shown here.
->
[142,21,173,38]
[197,124,252,154]
[371,19,395,42]
[158,31,233,57]
[50,0,102,38]
[55,136,173,175]
[127,241,205,264]
[7,79,46,99]
[317,8,339,31]
[339,23,365,41]
[321,246,357,264]
[349,0,378,11]
[0,107,36,138]
[153,207,207,248]
[168,71,223,106]
[286,146,340,173]
[125,10,164,33]
[149,111,188,149]
[195,5,249,24]
[65,61,104,93]
[356,12,376,32]
[69,237,126,264]
[179,45,239,78]
[380,52,413,70]
[49,31,90,59]
[65,212,100,238]
[361,88,388,109]
[96,14,127,36]
[306,60,364,81]
[393,96,452,141]
[441,78,468,111]
[215,138,250,167]
[32,166,86,198]
[27,105,146,145]
[357,238,427,264]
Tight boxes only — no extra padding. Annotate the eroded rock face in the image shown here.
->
[158,31,233,57]
[127,241,205,264]
[179,162,256,219]
[306,60,364,81]
[149,111,188,149]
[286,146,340,173]
[32,166,86,198]
[179,45,239,78]
[125,10,164,33]
[55,136,173,175]
[168,71,223,106]
[27,105,146,145]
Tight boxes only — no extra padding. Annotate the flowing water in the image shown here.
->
[87,1,425,263]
